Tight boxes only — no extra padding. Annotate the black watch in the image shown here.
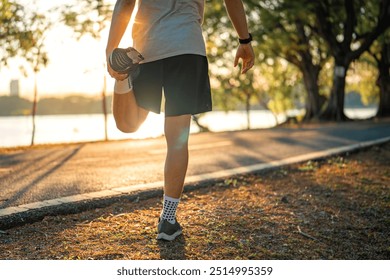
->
[239,33,253,44]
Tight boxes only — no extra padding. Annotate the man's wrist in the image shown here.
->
[239,33,252,44]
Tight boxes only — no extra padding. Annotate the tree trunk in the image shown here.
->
[31,72,38,146]
[301,65,322,121]
[320,62,349,121]
[293,21,325,122]
[314,1,390,121]
[376,43,390,117]
[102,69,108,141]
[245,93,251,130]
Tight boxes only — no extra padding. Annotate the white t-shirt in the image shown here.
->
[132,0,207,63]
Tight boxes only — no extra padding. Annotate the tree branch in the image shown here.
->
[314,2,341,56]
[343,0,357,51]
[367,48,380,64]
[349,0,390,61]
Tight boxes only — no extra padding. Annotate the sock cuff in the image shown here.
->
[163,195,180,203]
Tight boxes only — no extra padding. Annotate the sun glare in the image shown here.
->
[126,113,165,140]
[0,0,136,99]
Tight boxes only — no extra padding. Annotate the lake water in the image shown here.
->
[0,108,377,148]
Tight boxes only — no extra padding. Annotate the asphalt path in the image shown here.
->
[0,120,389,209]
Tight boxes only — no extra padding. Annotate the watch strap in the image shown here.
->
[239,33,253,44]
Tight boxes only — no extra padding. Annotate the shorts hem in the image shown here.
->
[164,107,212,117]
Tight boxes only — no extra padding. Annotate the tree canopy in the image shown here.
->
[0,0,33,66]
[1,0,389,123]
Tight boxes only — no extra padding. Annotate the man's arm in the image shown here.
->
[224,0,255,74]
[106,0,136,80]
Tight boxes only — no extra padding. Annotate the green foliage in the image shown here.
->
[0,0,33,65]
[247,0,328,68]
[22,12,50,73]
[255,59,303,114]
[367,29,390,113]
[0,1,50,72]
[61,0,112,40]
[205,0,302,116]
[315,0,382,48]
[346,56,379,105]
[1,0,387,121]
[310,0,389,119]
[318,60,333,98]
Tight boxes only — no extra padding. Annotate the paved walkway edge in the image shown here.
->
[1,136,389,229]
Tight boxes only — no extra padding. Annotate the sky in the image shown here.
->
[0,0,133,99]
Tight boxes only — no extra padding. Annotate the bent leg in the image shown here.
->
[163,114,191,198]
[112,90,149,133]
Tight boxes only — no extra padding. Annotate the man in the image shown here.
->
[106,0,255,241]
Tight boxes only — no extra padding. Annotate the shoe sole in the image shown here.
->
[109,47,143,74]
[109,52,131,74]
[156,229,182,241]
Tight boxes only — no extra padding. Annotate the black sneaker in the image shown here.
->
[156,218,182,241]
[109,47,144,86]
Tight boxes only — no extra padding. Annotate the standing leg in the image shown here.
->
[163,114,191,198]
[112,89,149,133]
[157,114,191,241]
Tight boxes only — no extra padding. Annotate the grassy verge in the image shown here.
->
[0,143,389,260]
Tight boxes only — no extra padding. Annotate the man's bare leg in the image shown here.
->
[112,90,149,133]
[156,114,190,240]
[163,114,191,198]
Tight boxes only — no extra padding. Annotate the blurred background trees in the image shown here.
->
[1,0,51,144]
[1,0,33,65]
[205,0,389,124]
[61,0,112,140]
[1,0,389,132]
[1,0,112,143]
[312,0,390,120]
[369,30,390,117]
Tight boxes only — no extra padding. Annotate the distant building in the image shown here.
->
[10,80,20,97]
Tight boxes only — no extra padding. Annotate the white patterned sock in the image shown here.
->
[160,195,180,224]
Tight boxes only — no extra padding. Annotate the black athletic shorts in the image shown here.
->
[132,54,212,116]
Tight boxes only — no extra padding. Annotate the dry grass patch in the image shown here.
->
[0,143,389,259]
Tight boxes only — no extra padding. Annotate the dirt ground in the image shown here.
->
[0,142,389,260]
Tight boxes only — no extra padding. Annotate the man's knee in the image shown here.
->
[165,116,191,150]
[168,128,190,151]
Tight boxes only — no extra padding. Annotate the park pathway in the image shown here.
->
[0,119,389,214]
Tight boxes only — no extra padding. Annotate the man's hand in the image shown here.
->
[105,0,136,81]
[234,43,255,74]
